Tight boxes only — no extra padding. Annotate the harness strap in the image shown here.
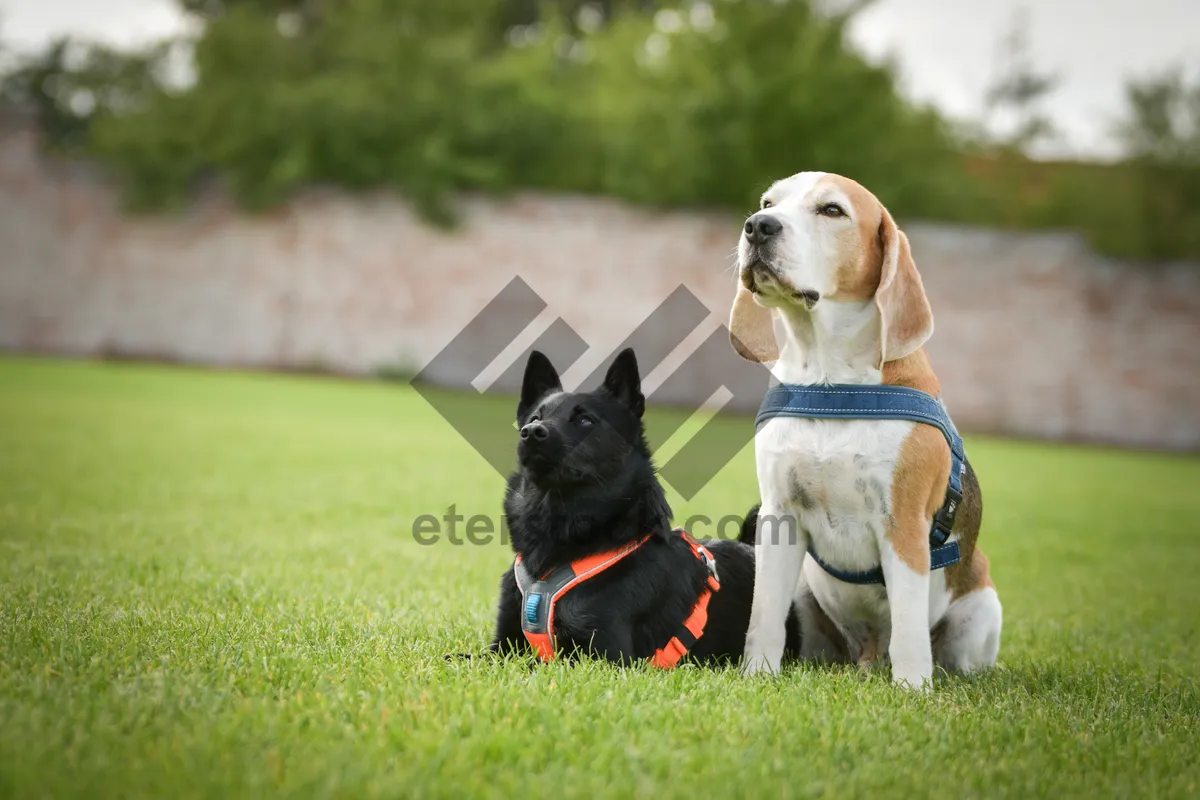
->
[805,536,964,586]
[652,531,720,669]
[514,534,651,662]
[756,383,967,586]
[513,529,720,668]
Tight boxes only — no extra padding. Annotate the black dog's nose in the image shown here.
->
[520,421,549,441]
[744,214,782,244]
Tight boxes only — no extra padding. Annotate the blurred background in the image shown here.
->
[0,0,1197,451]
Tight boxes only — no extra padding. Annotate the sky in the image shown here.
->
[0,0,1197,160]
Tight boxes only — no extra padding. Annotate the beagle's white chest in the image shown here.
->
[756,415,914,576]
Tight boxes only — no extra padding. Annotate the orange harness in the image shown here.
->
[512,529,721,669]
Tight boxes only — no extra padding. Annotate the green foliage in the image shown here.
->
[2,0,1199,259]
[70,0,974,224]
[0,37,165,153]
[954,67,1200,262]
[519,1,965,215]
[1117,66,1200,166]
[1029,159,1200,262]
[1109,68,1200,259]
[981,8,1060,153]
[90,0,504,220]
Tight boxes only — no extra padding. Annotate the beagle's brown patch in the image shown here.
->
[882,348,948,574]
[821,175,886,302]
[882,348,991,593]
[944,459,992,598]
[882,349,941,396]
[887,421,952,574]
[875,222,934,366]
[728,284,780,363]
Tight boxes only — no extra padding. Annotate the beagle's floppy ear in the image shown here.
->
[729,284,780,363]
[875,206,933,368]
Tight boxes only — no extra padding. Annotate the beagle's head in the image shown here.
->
[728,171,933,368]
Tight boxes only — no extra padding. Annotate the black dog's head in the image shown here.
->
[514,347,650,491]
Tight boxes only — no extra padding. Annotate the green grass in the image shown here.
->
[1,356,1198,799]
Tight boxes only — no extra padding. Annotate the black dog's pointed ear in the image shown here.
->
[602,348,645,418]
[517,351,562,422]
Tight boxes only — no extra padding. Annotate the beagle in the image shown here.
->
[728,171,1001,688]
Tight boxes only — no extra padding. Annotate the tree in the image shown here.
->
[1,37,166,152]
[40,0,966,227]
[178,0,308,19]
[1111,67,1200,259]
[1116,66,1200,166]
[972,8,1062,229]
[982,8,1059,154]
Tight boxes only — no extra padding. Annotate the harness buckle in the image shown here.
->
[696,544,720,588]
[931,484,962,546]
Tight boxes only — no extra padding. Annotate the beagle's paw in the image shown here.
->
[891,665,933,691]
[739,653,782,677]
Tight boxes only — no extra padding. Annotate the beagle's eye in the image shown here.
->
[817,203,846,218]
[760,199,773,209]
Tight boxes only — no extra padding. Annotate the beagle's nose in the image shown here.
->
[520,421,549,441]
[744,214,782,244]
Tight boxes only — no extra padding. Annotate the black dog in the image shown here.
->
[479,347,798,667]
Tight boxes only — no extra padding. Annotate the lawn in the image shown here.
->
[0,356,1197,799]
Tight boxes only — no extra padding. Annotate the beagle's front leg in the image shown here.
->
[878,522,933,689]
[742,503,806,676]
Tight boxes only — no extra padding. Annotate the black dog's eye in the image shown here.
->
[575,412,594,428]
[761,198,774,209]
[817,203,845,218]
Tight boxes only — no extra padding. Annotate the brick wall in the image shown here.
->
[1,116,1197,450]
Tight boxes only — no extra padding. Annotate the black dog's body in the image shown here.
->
[484,348,798,666]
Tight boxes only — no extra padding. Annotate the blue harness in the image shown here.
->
[756,384,966,586]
